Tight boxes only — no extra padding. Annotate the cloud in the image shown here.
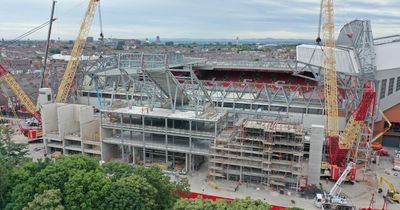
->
[0,0,398,40]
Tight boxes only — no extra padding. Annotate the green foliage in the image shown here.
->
[0,126,29,208]
[5,160,52,210]
[64,170,110,210]
[173,197,271,210]
[49,48,61,54]
[34,155,101,192]
[106,175,157,210]
[0,128,27,163]
[5,155,100,210]
[134,166,185,209]
[228,197,271,210]
[23,189,64,210]
[102,160,135,181]
[1,153,271,210]
[173,198,221,210]
[6,181,37,210]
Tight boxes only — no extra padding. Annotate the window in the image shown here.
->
[397,76,400,92]
[380,79,387,99]
[388,78,395,95]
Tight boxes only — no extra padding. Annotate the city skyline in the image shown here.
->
[1,0,399,40]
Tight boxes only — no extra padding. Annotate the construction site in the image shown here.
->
[208,119,305,191]
[1,0,400,209]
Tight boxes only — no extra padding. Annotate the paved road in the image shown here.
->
[188,151,400,210]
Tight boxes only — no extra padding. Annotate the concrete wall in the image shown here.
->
[77,95,102,109]
[375,41,400,71]
[285,112,346,132]
[42,103,59,134]
[101,143,121,162]
[78,105,94,124]
[308,125,325,185]
[58,104,79,136]
[376,68,400,117]
[81,120,99,140]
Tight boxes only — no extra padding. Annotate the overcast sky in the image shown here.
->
[0,0,399,40]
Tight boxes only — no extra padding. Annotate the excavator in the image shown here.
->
[378,176,400,203]
[0,0,100,140]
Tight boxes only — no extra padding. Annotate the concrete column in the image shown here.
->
[121,145,125,162]
[165,118,168,163]
[308,124,325,186]
[132,146,136,164]
[142,116,146,164]
[185,153,189,172]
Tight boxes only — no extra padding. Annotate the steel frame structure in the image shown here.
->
[74,46,377,174]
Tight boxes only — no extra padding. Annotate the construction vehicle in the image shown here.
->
[0,0,100,140]
[320,0,376,181]
[314,162,355,210]
[378,176,400,203]
[0,64,51,140]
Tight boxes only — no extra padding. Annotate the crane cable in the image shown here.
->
[98,1,104,41]
[316,0,323,45]
[301,0,324,74]
[6,19,56,44]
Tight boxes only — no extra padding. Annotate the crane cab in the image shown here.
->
[314,193,324,208]
[38,88,53,107]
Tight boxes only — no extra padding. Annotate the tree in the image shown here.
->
[6,181,37,210]
[228,197,271,210]
[173,197,271,210]
[64,170,111,210]
[0,126,28,208]
[5,155,100,210]
[102,160,135,181]
[173,198,222,210]
[5,160,51,210]
[134,166,188,210]
[106,175,157,210]
[49,48,61,54]
[23,189,64,210]
[34,155,101,193]
[0,127,27,162]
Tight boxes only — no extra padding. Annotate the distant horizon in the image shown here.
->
[2,37,314,45]
[2,37,313,41]
[1,0,399,41]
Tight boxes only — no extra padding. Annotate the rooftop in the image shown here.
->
[104,106,227,122]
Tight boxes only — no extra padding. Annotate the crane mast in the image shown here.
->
[320,0,376,181]
[340,83,375,149]
[55,0,99,103]
[322,0,339,137]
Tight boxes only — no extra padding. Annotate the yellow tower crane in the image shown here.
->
[55,0,100,103]
[322,0,339,138]
[320,0,376,181]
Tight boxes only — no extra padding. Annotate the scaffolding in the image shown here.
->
[208,119,305,191]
